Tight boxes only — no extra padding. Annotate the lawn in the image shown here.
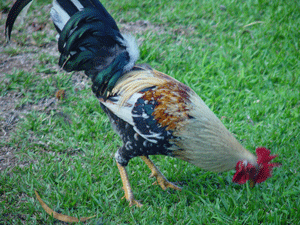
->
[0,0,299,224]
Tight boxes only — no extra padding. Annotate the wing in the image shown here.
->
[100,89,167,144]
[100,74,193,144]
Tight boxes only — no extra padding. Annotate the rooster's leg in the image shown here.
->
[116,161,143,207]
[140,156,181,191]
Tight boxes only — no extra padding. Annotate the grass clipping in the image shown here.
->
[35,190,95,222]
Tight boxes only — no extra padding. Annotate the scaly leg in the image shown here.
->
[140,156,181,191]
[116,161,143,207]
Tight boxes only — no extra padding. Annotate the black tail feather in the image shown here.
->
[76,0,119,31]
[55,0,78,19]
[52,0,119,33]
[56,7,131,96]
[5,0,33,41]
[57,8,122,53]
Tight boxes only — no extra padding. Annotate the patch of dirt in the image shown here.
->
[0,91,23,172]
[0,146,26,172]
[0,90,59,171]
[0,5,58,172]
[0,92,23,138]
[119,19,196,43]
[0,42,60,73]
[120,19,168,35]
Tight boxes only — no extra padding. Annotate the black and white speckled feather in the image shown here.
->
[100,85,176,166]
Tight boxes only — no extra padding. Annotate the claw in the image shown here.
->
[121,194,143,207]
[129,199,143,207]
[140,156,182,191]
[151,174,182,191]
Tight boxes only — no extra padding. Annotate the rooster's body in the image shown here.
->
[103,67,257,170]
[6,0,279,217]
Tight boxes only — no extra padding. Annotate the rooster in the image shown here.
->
[6,0,279,221]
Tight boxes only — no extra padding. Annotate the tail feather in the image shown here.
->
[77,0,119,31]
[51,0,119,33]
[57,8,122,53]
[5,0,140,97]
[50,0,72,32]
[5,0,33,40]
[56,7,137,96]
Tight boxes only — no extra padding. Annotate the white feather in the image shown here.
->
[50,0,71,31]
[101,91,164,143]
[100,93,143,126]
[132,128,164,144]
[119,34,140,72]
[71,0,84,11]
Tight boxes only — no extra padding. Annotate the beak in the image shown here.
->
[249,178,256,188]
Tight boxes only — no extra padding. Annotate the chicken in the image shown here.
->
[6,0,280,220]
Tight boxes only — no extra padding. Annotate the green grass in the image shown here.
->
[1,0,299,224]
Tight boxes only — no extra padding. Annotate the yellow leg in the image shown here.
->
[116,161,143,207]
[140,156,181,191]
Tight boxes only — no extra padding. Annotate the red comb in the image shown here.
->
[256,147,278,164]
[254,147,280,183]
[232,161,253,184]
